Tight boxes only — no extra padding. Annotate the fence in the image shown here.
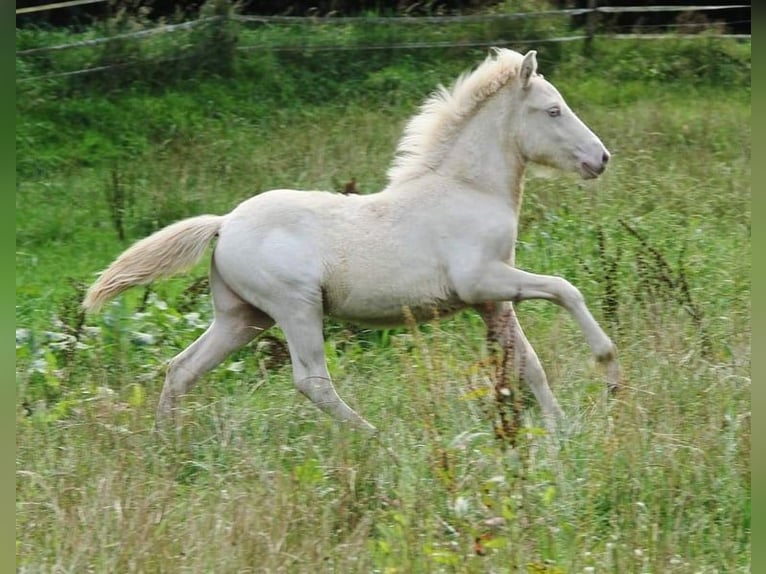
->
[16,3,751,82]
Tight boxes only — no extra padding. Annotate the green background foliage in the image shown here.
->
[16,1,750,571]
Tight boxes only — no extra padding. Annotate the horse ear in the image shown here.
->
[520,50,537,89]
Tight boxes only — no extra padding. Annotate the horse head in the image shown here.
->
[510,50,610,179]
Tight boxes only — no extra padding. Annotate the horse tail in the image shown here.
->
[82,214,224,312]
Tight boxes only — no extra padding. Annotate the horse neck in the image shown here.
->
[439,91,526,217]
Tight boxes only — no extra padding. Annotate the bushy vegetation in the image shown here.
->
[16,3,750,571]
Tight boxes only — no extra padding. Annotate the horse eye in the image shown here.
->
[547,106,561,117]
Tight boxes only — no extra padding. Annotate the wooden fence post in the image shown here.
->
[584,0,597,57]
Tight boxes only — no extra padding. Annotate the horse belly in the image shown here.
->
[322,273,467,327]
[327,300,467,328]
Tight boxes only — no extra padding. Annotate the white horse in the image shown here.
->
[83,49,619,433]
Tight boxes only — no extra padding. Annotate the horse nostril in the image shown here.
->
[602,151,611,165]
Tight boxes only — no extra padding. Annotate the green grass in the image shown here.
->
[16,35,750,572]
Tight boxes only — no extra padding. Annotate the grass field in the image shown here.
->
[16,34,750,572]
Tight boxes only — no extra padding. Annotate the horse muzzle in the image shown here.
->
[579,149,610,179]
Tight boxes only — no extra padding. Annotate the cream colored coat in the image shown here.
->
[84,49,620,433]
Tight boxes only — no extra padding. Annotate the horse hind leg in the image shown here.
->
[156,265,275,428]
[275,304,377,434]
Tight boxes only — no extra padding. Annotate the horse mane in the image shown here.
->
[386,48,526,185]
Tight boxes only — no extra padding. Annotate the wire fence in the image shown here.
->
[15,2,750,18]
[16,3,751,83]
[16,0,107,15]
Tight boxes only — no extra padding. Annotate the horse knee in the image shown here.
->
[555,277,585,309]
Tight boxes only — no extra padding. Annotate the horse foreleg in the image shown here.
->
[478,301,564,431]
[277,307,377,433]
[462,263,622,394]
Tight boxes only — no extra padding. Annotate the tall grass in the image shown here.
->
[16,17,749,572]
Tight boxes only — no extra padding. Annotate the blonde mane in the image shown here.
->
[386,48,525,185]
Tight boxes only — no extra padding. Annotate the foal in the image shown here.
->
[84,49,619,433]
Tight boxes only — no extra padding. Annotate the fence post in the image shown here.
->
[584,0,597,57]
